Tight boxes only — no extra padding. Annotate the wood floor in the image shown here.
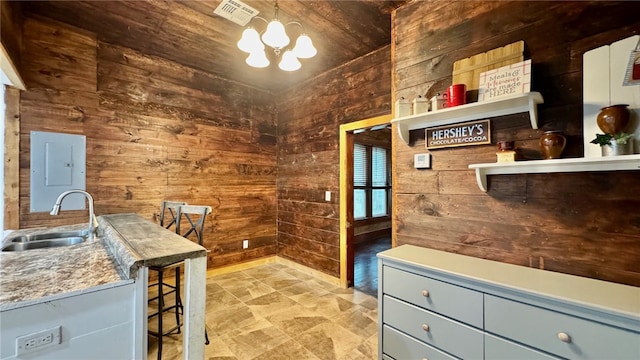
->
[353,237,392,297]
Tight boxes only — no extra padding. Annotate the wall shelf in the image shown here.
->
[391,92,544,144]
[469,154,640,192]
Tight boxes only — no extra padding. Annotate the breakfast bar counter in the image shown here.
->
[0,213,207,360]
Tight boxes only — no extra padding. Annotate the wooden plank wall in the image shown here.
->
[276,46,392,277]
[394,1,640,286]
[17,16,277,269]
[1,0,23,73]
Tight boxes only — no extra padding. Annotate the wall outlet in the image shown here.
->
[242,239,249,249]
[16,326,61,355]
[325,191,331,202]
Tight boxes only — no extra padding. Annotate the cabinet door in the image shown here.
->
[485,333,561,359]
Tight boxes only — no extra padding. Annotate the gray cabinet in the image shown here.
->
[378,245,640,360]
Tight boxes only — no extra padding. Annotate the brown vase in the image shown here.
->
[597,104,630,134]
[539,131,566,159]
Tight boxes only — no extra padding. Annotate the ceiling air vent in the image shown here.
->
[214,0,259,26]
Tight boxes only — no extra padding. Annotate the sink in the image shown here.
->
[8,229,89,243]
[2,229,89,252]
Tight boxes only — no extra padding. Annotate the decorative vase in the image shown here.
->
[597,104,630,134]
[601,138,634,156]
[539,131,566,159]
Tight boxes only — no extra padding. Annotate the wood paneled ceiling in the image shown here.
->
[22,0,409,93]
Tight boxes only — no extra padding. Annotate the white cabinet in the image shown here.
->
[0,282,140,360]
[378,245,640,360]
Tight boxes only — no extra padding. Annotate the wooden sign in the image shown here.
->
[478,59,531,101]
[426,120,491,149]
[452,41,524,102]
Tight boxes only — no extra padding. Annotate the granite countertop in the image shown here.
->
[0,213,206,312]
[0,223,128,311]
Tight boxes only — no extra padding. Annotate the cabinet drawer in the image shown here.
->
[383,295,483,359]
[485,333,561,359]
[485,294,640,359]
[383,266,483,328]
[383,325,458,360]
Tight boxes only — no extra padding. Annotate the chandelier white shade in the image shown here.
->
[279,50,301,71]
[262,20,290,49]
[292,34,317,59]
[246,50,270,68]
[237,27,263,53]
[237,1,316,71]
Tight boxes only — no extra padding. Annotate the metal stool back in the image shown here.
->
[159,201,187,230]
[148,202,211,359]
[175,205,211,246]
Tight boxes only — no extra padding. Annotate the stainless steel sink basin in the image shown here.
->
[2,229,89,252]
[8,229,89,243]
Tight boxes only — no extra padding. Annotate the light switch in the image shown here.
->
[325,191,331,202]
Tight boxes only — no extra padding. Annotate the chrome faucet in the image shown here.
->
[50,189,97,240]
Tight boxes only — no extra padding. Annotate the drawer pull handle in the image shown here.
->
[557,332,571,343]
[421,290,430,297]
[422,323,430,332]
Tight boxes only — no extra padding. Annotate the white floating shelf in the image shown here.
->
[392,92,544,144]
[469,154,640,192]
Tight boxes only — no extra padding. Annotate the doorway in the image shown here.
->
[339,114,393,294]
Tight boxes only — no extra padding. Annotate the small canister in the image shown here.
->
[395,97,412,117]
[412,95,429,114]
[430,93,447,111]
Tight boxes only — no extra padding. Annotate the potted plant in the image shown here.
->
[591,104,635,156]
[590,132,634,156]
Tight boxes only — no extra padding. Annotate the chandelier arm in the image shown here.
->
[284,21,305,32]
[248,16,269,26]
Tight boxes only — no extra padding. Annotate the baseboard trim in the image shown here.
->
[203,256,342,287]
[275,257,342,287]
[205,256,277,277]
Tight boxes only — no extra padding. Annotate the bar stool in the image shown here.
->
[148,202,211,359]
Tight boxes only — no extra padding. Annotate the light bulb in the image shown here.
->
[262,20,290,49]
[246,50,270,68]
[237,27,263,53]
[279,50,301,71]
[292,34,317,59]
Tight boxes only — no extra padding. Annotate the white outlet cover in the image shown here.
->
[325,191,331,202]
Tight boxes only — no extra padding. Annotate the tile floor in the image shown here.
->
[148,262,379,360]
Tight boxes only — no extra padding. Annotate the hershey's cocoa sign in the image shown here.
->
[426,120,491,149]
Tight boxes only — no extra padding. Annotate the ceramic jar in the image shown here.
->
[597,104,630,134]
[539,131,566,159]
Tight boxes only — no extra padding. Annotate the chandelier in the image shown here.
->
[237,1,317,71]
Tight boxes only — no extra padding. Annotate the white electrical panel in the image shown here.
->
[30,131,86,212]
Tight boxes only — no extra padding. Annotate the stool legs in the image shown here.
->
[157,270,164,360]
[174,267,182,334]
[149,266,184,360]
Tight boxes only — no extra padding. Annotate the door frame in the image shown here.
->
[339,114,393,288]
